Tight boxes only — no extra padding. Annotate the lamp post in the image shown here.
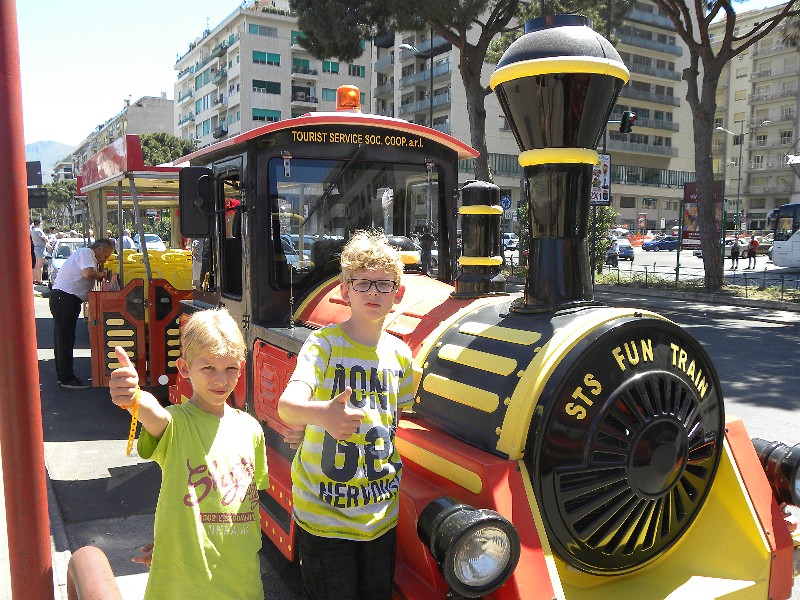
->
[400,30,436,229]
[716,118,769,232]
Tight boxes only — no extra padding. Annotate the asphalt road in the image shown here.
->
[35,287,800,600]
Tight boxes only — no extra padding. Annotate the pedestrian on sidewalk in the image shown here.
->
[30,218,49,284]
[108,308,270,600]
[48,239,114,389]
[730,236,740,270]
[746,235,759,269]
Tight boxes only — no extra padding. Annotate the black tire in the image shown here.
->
[653,247,660,252]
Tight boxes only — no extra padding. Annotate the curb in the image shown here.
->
[47,469,70,600]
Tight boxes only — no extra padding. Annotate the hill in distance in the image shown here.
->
[25,141,74,183]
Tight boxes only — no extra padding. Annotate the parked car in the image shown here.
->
[642,235,680,252]
[387,235,423,272]
[616,238,634,261]
[413,241,439,270]
[133,233,167,252]
[47,238,88,289]
[501,232,519,251]
[723,237,747,258]
[280,234,311,269]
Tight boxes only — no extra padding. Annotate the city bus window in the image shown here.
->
[220,174,243,297]
[268,157,439,290]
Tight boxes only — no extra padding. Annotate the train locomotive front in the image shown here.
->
[173,16,799,600]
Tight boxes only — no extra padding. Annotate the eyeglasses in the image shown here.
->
[348,279,397,293]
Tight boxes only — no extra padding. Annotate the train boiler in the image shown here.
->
[173,16,800,600]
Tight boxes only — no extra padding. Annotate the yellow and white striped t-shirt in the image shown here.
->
[289,324,414,541]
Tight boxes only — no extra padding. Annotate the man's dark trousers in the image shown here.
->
[49,290,82,382]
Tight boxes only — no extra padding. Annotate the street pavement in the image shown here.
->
[1,283,798,599]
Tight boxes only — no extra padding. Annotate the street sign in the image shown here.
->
[500,195,512,210]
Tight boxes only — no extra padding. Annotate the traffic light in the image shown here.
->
[619,111,636,133]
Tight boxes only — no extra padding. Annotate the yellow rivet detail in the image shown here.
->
[517,371,524,377]
[504,397,511,405]
[495,427,502,436]
[423,362,429,369]
[436,342,442,347]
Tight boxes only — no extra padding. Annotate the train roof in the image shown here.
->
[175,111,481,165]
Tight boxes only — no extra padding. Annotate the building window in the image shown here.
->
[620,196,636,209]
[267,53,280,66]
[249,24,277,37]
[293,58,310,71]
[781,130,793,144]
[321,88,336,101]
[323,60,339,74]
[291,30,308,45]
[253,79,280,94]
[642,197,657,209]
[734,89,747,100]
[348,64,365,78]
[195,99,202,114]
[253,108,281,122]
[203,119,211,135]
[253,51,266,64]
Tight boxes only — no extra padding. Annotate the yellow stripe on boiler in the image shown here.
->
[438,344,516,376]
[459,205,504,215]
[105,318,126,326]
[422,373,499,413]
[396,437,482,494]
[459,321,542,345]
[459,256,503,267]
[519,148,598,167]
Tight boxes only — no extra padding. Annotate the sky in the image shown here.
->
[16,0,789,147]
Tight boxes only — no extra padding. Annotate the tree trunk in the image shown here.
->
[459,44,492,183]
[689,68,725,291]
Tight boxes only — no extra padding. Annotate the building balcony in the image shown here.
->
[291,93,318,106]
[749,88,798,103]
[618,34,683,56]
[213,125,228,139]
[752,43,796,57]
[177,113,195,125]
[397,91,451,116]
[212,69,228,85]
[610,113,680,132]
[211,42,228,59]
[627,7,675,29]
[606,138,679,157]
[399,62,451,89]
[619,87,681,106]
[751,64,800,81]
[375,107,394,117]
[374,82,394,97]
[374,54,395,71]
[291,66,318,81]
[213,96,228,108]
[177,89,194,104]
[177,65,195,81]
[750,162,791,173]
[399,35,452,61]
[431,122,451,135]
[629,63,682,81]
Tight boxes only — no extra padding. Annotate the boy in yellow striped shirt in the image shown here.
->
[279,230,414,599]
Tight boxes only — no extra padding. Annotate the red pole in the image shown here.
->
[0,2,55,598]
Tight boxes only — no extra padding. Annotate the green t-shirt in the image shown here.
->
[289,324,414,541]
[138,402,269,600]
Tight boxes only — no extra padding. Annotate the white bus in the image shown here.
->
[768,203,800,267]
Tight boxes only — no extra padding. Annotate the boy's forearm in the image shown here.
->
[278,380,317,426]
[130,391,171,439]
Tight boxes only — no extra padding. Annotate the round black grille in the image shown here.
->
[531,318,724,575]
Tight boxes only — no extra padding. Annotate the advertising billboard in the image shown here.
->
[682,181,723,250]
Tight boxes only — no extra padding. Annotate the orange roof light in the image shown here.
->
[336,85,361,112]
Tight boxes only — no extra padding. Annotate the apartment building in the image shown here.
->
[710,2,799,232]
[174,1,372,148]
[69,95,173,177]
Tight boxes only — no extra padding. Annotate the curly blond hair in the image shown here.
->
[181,308,245,366]
[339,230,403,285]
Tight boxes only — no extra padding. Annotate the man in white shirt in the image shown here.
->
[48,239,115,389]
[30,219,49,284]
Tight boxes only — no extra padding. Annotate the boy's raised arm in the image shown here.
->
[110,346,171,439]
[279,381,363,441]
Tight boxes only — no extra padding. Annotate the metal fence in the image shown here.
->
[502,257,800,303]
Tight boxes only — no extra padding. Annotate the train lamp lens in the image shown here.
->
[751,438,800,506]
[417,497,520,597]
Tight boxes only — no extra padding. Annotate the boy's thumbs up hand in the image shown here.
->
[323,387,364,440]
[110,346,140,409]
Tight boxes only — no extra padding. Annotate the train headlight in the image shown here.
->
[752,438,800,506]
[417,497,520,598]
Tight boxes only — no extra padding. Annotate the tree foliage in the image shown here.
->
[139,132,195,166]
[647,0,798,291]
